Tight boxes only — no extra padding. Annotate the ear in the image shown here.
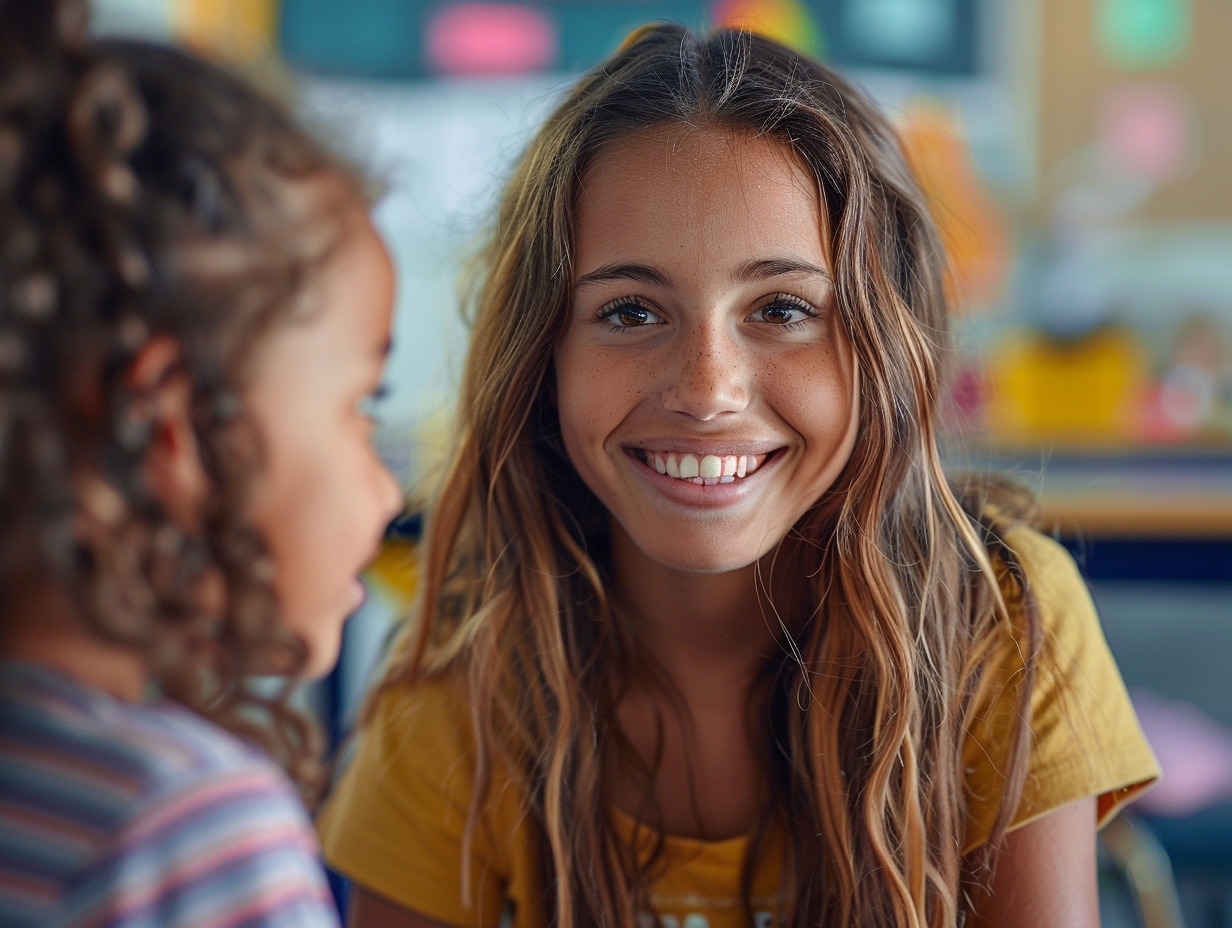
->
[127,336,209,530]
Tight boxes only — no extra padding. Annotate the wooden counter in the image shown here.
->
[950,447,1232,540]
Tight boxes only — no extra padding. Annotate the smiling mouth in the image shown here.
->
[629,449,775,486]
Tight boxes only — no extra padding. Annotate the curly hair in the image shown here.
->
[0,0,365,797]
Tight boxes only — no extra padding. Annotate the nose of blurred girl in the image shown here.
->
[660,319,752,420]
[376,456,403,530]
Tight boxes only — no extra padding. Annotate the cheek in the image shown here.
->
[553,343,643,448]
[773,343,859,452]
[247,434,342,585]
[248,462,310,586]
[554,377,600,488]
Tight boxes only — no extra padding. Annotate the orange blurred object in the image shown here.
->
[898,101,1012,314]
[711,0,824,59]
[364,539,419,613]
[176,0,278,60]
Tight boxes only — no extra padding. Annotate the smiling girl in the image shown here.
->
[319,24,1158,928]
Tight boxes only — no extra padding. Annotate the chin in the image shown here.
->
[299,643,342,681]
[640,543,764,576]
[292,625,345,680]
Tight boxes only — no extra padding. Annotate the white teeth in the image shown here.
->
[642,449,767,483]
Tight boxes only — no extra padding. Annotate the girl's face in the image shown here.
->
[555,126,859,575]
[245,209,402,677]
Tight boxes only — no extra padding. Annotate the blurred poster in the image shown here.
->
[1095,0,1191,69]
[425,2,558,76]
[1097,81,1195,182]
[91,0,174,39]
[712,0,825,58]
[177,0,278,58]
[845,0,954,64]
[898,100,1011,314]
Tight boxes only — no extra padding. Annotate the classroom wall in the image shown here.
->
[88,2,1232,920]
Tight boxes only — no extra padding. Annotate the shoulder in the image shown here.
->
[336,670,478,799]
[0,664,269,841]
[992,521,1118,686]
[997,521,1087,607]
[75,693,297,830]
[364,671,473,756]
[0,666,337,926]
[92,740,335,925]
[320,671,481,831]
[318,670,529,927]
[90,705,338,925]
[963,522,1160,851]
[122,700,310,834]
[975,518,1103,671]
[0,661,272,807]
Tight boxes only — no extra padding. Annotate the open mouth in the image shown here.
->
[628,448,778,486]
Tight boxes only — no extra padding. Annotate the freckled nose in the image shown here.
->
[660,322,750,420]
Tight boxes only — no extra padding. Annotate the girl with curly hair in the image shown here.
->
[320,23,1157,928]
[0,1,401,924]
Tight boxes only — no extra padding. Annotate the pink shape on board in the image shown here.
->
[1098,83,1191,181]
[1130,688,1232,818]
[426,3,556,76]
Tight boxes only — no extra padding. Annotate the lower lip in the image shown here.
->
[624,450,780,508]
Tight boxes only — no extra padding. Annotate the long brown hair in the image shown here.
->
[392,23,1038,927]
[0,0,364,795]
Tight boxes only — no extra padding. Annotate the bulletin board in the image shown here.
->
[278,0,986,80]
[1037,0,1232,221]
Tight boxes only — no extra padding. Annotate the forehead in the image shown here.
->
[573,125,828,270]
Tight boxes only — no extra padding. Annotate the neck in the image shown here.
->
[609,524,783,689]
[3,581,147,703]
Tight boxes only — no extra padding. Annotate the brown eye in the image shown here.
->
[749,294,818,326]
[598,298,663,328]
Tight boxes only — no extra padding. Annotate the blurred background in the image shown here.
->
[93,1,1232,924]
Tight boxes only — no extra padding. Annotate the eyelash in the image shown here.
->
[753,293,820,330]
[593,292,822,333]
[596,297,660,333]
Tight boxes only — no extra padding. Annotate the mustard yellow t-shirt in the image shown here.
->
[318,526,1159,927]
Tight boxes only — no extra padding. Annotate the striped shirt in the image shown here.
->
[0,661,340,927]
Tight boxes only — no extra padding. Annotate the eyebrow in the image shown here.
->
[572,257,831,291]
[735,258,832,282]
[574,263,670,290]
